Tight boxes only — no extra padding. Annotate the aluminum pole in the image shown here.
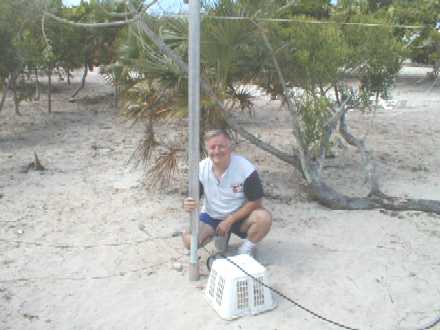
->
[188,0,200,281]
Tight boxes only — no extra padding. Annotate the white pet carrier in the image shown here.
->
[205,254,276,320]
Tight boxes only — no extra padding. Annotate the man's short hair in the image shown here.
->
[204,129,231,142]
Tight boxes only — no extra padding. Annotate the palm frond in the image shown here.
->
[129,125,159,169]
[227,85,255,114]
[145,147,181,188]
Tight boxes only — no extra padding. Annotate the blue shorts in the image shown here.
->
[200,212,247,239]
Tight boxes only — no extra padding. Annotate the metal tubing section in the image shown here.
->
[188,0,201,281]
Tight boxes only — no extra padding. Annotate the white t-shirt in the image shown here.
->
[199,154,262,219]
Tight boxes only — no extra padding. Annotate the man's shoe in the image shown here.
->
[237,242,256,257]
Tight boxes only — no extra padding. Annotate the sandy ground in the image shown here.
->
[1,68,440,330]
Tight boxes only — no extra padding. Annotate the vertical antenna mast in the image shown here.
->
[188,0,201,281]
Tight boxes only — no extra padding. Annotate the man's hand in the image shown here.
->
[183,197,198,213]
[216,217,233,237]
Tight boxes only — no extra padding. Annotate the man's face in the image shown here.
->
[206,134,232,167]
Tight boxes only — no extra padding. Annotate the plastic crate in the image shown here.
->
[205,254,276,320]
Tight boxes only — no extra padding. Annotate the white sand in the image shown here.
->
[1,68,439,330]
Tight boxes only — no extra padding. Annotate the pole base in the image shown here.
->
[189,261,200,281]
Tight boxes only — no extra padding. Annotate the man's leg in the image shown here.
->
[182,222,215,250]
[236,208,272,255]
[239,208,272,243]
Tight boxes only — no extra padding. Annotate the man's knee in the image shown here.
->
[250,209,272,229]
[181,223,215,249]
[182,232,191,249]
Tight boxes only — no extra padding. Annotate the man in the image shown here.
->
[182,129,272,255]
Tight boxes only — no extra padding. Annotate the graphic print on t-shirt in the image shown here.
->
[231,182,244,193]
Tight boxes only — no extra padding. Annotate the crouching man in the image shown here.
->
[182,129,272,255]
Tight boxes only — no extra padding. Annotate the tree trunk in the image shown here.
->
[113,84,119,108]
[34,68,40,101]
[319,84,325,96]
[309,178,440,214]
[334,85,340,105]
[56,65,64,81]
[67,67,71,85]
[48,67,52,113]
[0,77,10,112]
[11,73,21,116]
[71,59,88,98]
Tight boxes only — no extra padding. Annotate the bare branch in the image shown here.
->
[317,97,351,174]
[308,178,440,214]
[44,11,138,28]
[0,78,11,112]
[428,73,440,93]
[227,114,300,167]
[43,0,158,29]
[339,112,381,195]
[132,14,188,73]
[323,96,352,129]
[252,22,296,118]
[41,6,49,44]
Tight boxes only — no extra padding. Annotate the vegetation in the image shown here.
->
[1,0,440,213]
[388,0,440,75]
[0,0,126,113]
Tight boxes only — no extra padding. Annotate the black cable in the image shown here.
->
[214,252,360,330]
[419,314,440,330]
[205,250,440,330]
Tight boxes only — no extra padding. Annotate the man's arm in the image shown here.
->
[216,198,263,236]
[229,199,263,221]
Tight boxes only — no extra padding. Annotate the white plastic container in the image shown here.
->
[205,254,276,320]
